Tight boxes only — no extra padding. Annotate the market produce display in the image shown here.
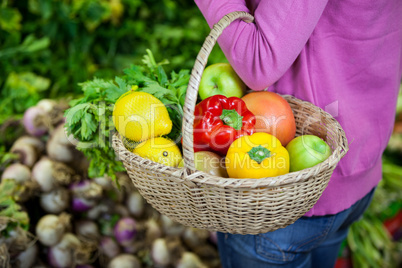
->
[0,111,220,267]
[1,1,400,267]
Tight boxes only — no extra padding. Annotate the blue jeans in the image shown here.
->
[217,187,376,268]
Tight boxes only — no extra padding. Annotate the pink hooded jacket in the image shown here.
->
[195,0,402,216]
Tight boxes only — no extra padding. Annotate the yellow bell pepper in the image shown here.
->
[225,132,289,178]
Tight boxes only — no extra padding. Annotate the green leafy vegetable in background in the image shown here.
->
[0,180,30,236]
[0,72,50,125]
[0,0,226,99]
[0,0,227,149]
[0,147,18,172]
[65,50,190,182]
[65,77,128,181]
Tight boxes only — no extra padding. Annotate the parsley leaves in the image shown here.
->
[65,50,190,182]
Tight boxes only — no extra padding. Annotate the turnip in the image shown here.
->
[126,191,145,218]
[151,238,171,267]
[46,124,75,163]
[72,196,96,212]
[10,143,38,168]
[94,176,113,190]
[12,243,38,268]
[35,213,70,246]
[1,163,31,184]
[23,106,48,137]
[145,218,162,243]
[86,202,111,220]
[176,252,207,268]
[192,244,220,268]
[40,188,70,214]
[36,99,57,113]
[160,215,185,236]
[38,99,68,127]
[113,217,137,247]
[48,233,92,268]
[100,236,121,259]
[70,180,103,212]
[32,157,58,192]
[12,136,45,154]
[51,161,77,185]
[75,220,100,241]
[32,157,77,192]
[0,225,34,257]
[107,254,141,268]
[151,236,186,267]
[70,180,103,200]
[182,227,210,250]
[0,243,9,268]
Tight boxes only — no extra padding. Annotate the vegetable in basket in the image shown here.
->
[225,132,289,178]
[242,91,296,146]
[193,95,256,155]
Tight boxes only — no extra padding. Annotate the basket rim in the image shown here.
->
[111,94,348,189]
[112,135,335,189]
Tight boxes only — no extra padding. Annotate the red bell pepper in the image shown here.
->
[193,95,256,155]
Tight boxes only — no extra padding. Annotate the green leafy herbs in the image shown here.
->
[0,72,50,125]
[0,146,18,172]
[0,180,30,236]
[65,78,128,181]
[65,50,190,182]
[0,0,225,101]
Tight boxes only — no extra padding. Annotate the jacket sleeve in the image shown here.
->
[194,0,328,91]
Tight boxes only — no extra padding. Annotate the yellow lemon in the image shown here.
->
[133,137,182,167]
[113,91,172,142]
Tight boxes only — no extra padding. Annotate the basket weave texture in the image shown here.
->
[112,11,349,235]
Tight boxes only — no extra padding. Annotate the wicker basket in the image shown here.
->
[112,11,349,235]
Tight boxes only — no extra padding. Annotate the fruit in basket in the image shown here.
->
[113,91,172,142]
[242,91,296,146]
[286,135,332,172]
[177,152,228,177]
[225,132,289,178]
[133,137,182,167]
[192,151,228,177]
[199,63,246,100]
[193,95,255,155]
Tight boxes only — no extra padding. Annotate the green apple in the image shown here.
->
[286,135,332,172]
[199,63,246,100]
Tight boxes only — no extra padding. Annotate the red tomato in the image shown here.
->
[242,92,296,146]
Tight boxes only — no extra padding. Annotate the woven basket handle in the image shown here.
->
[181,11,254,171]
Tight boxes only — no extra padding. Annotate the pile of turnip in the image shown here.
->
[0,99,220,268]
